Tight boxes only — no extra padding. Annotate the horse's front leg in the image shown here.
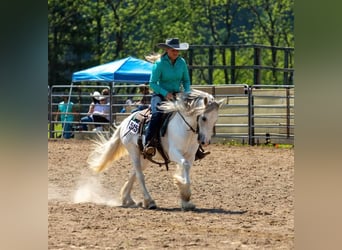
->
[170,149,196,211]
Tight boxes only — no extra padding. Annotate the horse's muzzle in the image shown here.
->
[198,133,210,146]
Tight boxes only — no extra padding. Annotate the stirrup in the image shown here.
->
[143,145,156,157]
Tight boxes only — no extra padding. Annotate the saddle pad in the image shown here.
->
[123,109,151,137]
[160,112,175,136]
[136,108,151,122]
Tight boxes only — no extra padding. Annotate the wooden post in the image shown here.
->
[253,47,261,85]
[221,47,229,84]
[284,49,289,85]
[231,47,236,84]
[208,47,213,85]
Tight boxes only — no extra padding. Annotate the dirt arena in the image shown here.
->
[48,139,294,249]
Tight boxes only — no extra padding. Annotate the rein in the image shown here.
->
[177,111,198,134]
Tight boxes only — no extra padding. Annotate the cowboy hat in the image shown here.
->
[157,38,189,50]
[90,91,106,101]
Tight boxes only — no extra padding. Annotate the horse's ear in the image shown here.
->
[203,97,208,106]
[217,98,225,108]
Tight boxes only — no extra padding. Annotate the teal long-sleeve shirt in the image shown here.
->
[149,54,191,97]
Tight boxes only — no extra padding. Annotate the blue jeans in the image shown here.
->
[81,115,109,131]
[144,94,164,144]
[80,116,93,131]
[131,104,149,113]
[62,122,73,139]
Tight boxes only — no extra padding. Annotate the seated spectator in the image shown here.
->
[131,85,151,113]
[80,91,110,131]
[101,88,110,98]
[120,98,133,113]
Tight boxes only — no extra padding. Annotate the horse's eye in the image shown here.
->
[202,116,207,122]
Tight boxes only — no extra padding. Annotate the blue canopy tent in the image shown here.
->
[69,57,153,126]
[72,56,153,83]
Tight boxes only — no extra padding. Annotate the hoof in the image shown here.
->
[181,200,196,211]
[144,199,157,209]
[135,201,143,208]
[121,199,139,208]
[148,203,157,209]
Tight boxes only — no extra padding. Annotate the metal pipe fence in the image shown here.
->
[48,84,294,145]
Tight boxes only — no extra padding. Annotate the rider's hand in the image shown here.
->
[166,93,174,101]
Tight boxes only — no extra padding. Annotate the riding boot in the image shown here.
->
[144,112,162,156]
[195,145,210,161]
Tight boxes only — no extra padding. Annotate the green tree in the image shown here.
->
[243,0,294,83]
[48,0,294,86]
[48,0,100,84]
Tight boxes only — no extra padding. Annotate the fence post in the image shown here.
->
[284,49,289,85]
[253,47,261,85]
[286,87,291,138]
[208,47,214,85]
[248,87,255,145]
[109,84,113,135]
[221,47,229,85]
[231,47,236,84]
[48,86,54,139]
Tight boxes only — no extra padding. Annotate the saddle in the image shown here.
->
[133,108,173,170]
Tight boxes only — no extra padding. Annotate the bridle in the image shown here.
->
[177,111,199,134]
[177,100,219,138]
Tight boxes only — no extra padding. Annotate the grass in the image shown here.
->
[217,138,294,149]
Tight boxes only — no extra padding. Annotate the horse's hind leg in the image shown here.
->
[127,152,156,209]
[120,170,139,207]
[135,163,157,209]
[173,160,196,211]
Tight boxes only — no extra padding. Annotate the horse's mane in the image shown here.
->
[158,89,215,116]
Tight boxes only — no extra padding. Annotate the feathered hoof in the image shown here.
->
[181,200,196,211]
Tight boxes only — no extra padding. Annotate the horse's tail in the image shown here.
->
[87,125,128,173]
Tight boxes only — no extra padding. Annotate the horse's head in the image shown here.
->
[159,90,224,146]
[197,97,224,146]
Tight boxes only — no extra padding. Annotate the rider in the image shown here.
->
[143,38,209,160]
